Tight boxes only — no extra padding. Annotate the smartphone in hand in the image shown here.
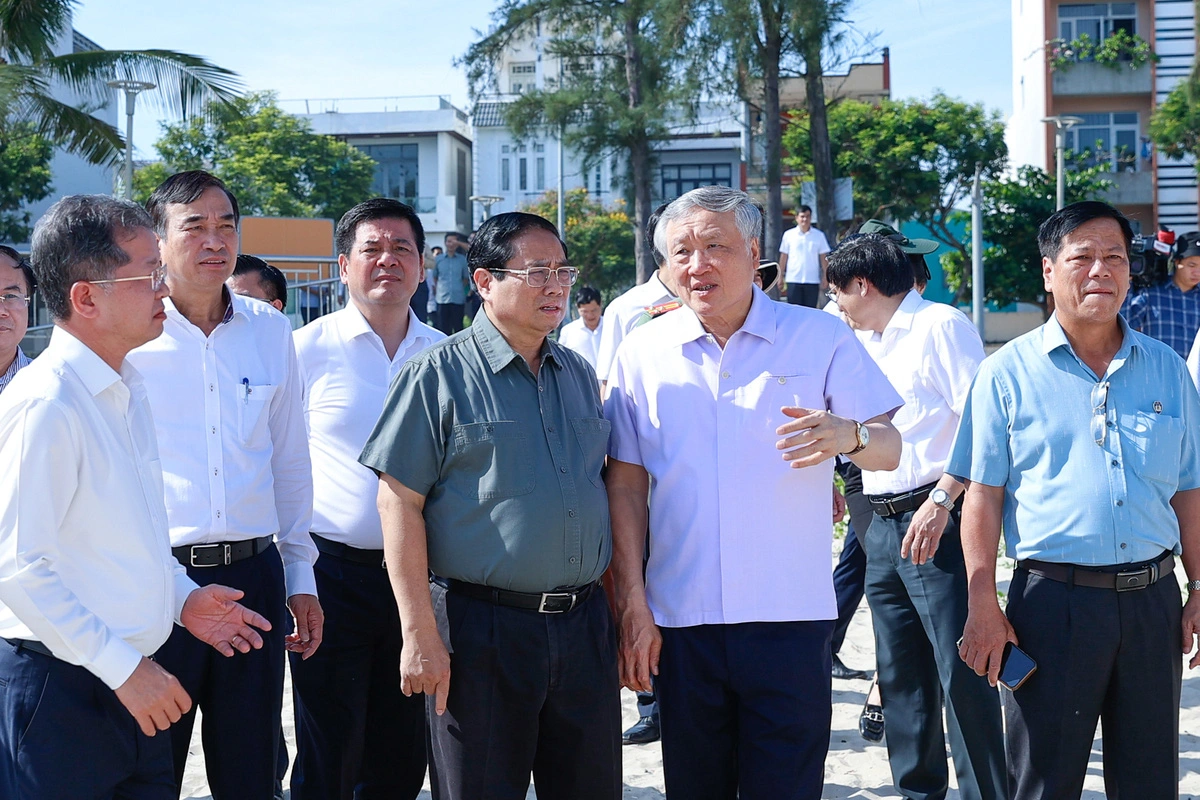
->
[998,642,1037,691]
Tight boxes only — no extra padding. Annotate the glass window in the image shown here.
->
[359,143,419,202]
[660,163,733,199]
[536,157,545,191]
[1058,3,1137,44]
[502,159,510,192]
[457,150,468,211]
[1066,111,1140,172]
[519,158,527,191]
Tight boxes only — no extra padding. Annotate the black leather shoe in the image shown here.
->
[832,654,870,680]
[622,714,661,745]
[859,701,885,743]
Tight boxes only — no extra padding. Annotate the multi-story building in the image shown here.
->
[292,96,474,242]
[1007,0,1198,231]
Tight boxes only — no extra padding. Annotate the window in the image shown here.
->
[511,62,536,75]
[502,158,511,192]
[536,157,545,191]
[457,150,468,211]
[1066,112,1139,172]
[593,166,602,195]
[519,158,528,191]
[1058,3,1137,43]
[534,143,545,153]
[511,62,535,93]
[661,163,734,199]
[502,144,510,154]
[359,144,419,202]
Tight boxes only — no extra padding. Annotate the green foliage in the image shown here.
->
[940,164,1114,312]
[140,91,376,221]
[0,0,242,165]
[522,189,634,303]
[1048,30,1156,72]
[783,93,1007,249]
[1150,78,1200,164]
[0,120,52,241]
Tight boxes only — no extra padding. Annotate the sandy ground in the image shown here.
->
[182,556,1200,799]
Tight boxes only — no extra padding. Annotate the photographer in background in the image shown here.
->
[1123,231,1200,359]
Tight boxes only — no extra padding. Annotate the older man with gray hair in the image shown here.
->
[605,185,903,799]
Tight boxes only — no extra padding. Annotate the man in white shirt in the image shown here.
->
[127,171,323,799]
[779,205,831,308]
[0,246,33,392]
[0,195,270,799]
[291,199,444,799]
[594,203,675,386]
[605,186,903,799]
[826,233,1004,800]
[557,285,604,370]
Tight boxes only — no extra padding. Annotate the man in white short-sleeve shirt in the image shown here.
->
[604,186,902,799]
[557,285,604,370]
[779,205,831,309]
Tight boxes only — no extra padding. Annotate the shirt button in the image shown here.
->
[1120,542,1128,549]
[1111,460,1118,467]
[216,510,221,519]
[560,466,568,473]
[213,468,218,476]
[547,425,555,432]
[539,386,544,392]
[570,557,577,563]
[1116,500,1124,507]
[211,427,217,434]
[778,377,786,384]
[209,384,214,391]
[569,510,577,517]
[722,371,730,379]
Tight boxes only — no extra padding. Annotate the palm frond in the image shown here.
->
[14,92,122,165]
[0,0,72,64]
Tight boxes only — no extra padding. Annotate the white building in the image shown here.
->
[1006,0,1198,231]
[292,96,474,242]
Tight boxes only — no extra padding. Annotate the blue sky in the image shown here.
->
[73,0,1012,158]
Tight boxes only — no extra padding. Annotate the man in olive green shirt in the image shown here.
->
[360,212,620,800]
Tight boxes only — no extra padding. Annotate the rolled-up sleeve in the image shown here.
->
[360,359,446,496]
[946,359,1012,488]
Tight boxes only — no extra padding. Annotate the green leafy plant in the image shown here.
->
[1048,29,1156,72]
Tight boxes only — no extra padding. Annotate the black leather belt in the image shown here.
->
[312,533,385,568]
[436,577,597,614]
[866,481,938,518]
[5,637,54,658]
[1017,553,1174,592]
[172,535,274,568]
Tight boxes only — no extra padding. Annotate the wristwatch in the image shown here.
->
[843,422,870,456]
[1187,580,1200,593]
[929,487,955,512]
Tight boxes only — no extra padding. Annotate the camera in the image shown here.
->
[1130,225,1174,290]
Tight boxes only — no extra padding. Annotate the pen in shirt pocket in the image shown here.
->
[242,377,252,403]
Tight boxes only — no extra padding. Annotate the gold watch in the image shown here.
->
[843,422,869,456]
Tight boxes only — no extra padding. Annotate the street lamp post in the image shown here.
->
[107,80,157,200]
[1042,115,1084,210]
[469,195,505,223]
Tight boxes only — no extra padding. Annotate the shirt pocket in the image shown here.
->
[452,420,535,499]
[740,373,827,440]
[571,417,612,488]
[238,384,277,449]
[1122,410,1184,486]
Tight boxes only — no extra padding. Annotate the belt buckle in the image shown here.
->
[189,543,231,568]
[1115,563,1154,592]
[538,591,576,613]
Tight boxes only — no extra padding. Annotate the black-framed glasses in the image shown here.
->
[493,266,579,288]
[1091,381,1110,447]
[0,293,29,311]
[87,265,167,292]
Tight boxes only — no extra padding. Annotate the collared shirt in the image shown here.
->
[780,226,831,284]
[360,309,611,594]
[433,253,470,305]
[947,314,1200,565]
[1123,279,1200,359]
[605,288,902,627]
[594,272,673,383]
[127,293,317,597]
[0,347,31,393]
[557,316,604,370]
[0,328,198,689]
[295,304,445,550]
[859,290,985,495]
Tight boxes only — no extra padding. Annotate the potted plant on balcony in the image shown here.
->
[1048,29,1157,72]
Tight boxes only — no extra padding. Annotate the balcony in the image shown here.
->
[1052,61,1152,97]
[1100,170,1154,207]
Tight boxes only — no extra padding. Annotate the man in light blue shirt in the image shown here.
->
[432,232,470,334]
[950,201,1200,800]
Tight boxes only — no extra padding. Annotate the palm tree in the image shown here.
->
[0,0,242,165]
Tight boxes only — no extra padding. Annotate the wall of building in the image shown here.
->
[1153,0,1199,231]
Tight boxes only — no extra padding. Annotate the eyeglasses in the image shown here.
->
[87,265,167,292]
[824,288,839,302]
[0,293,29,311]
[492,266,579,288]
[1091,380,1110,447]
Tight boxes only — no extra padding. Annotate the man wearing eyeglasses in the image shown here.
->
[361,212,620,800]
[0,246,34,393]
[126,171,322,799]
[952,201,1200,799]
[0,195,271,798]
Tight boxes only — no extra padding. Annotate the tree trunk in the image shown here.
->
[804,37,837,244]
[759,0,783,262]
[625,11,655,284]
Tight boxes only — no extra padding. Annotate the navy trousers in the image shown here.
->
[435,303,465,335]
[290,551,427,799]
[657,620,834,800]
[155,546,289,799]
[831,522,867,655]
[1004,563,1182,800]
[0,639,176,799]
[786,282,821,308]
[864,508,1006,800]
[426,581,621,800]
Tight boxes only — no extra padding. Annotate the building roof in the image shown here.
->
[72,29,103,53]
[472,102,510,128]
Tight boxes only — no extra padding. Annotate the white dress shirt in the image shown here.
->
[594,272,674,382]
[858,290,985,496]
[780,226,831,284]
[605,288,901,627]
[127,293,318,597]
[295,304,445,549]
[1187,327,1200,393]
[0,328,199,689]
[557,316,604,370]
